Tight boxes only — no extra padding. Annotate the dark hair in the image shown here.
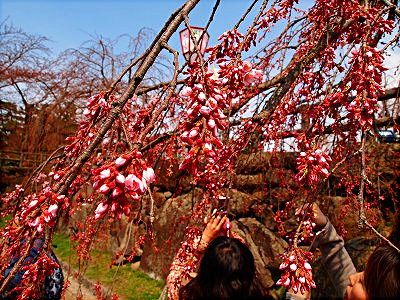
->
[179,236,268,300]
[364,210,400,299]
[364,243,400,299]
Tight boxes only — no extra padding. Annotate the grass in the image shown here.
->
[0,215,12,228]
[52,233,164,300]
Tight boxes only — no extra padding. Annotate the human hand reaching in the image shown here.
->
[296,203,328,231]
[202,211,230,244]
[311,203,328,231]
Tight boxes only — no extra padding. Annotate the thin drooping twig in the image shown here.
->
[106,52,147,94]
[23,146,65,190]
[254,15,307,59]
[356,130,400,253]
[153,138,170,171]
[364,220,400,253]
[330,149,362,174]
[203,0,220,35]
[192,0,221,57]
[119,116,134,150]
[135,0,219,96]
[234,0,260,30]
[358,132,367,224]
[148,187,155,225]
[107,219,134,297]
[293,203,313,247]
[136,42,180,144]
[136,79,185,95]
[140,133,172,152]
[381,29,400,52]
[238,0,269,54]
[325,44,356,93]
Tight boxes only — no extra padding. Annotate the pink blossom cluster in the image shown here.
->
[178,56,263,178]
[91,151,155,220]
[304,0,394,132]
[178,67,228,175]
[48,170,65,181]
[209,54,263,88]
[295,145,331,187]
[207,29,244,59]
[342,2,394,45]
[258,1,295,32]
[295,213,316,243]
[273,203,292,238]
[93,282,119,300]
[128,95,161,135]
[277,248,315,294]
[65,92,113,158]
[16,186,67,233]
[276,203,317,245]
[345,46,387,129]
[207,29,263,90]
[244,61,263,86]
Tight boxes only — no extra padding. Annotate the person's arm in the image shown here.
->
[311,205,356,298]
[285,204,356,300]
[313,219,356,297]
[166,214,228,300]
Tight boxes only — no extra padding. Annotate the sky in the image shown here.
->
[2,1,399,63]
[0,0,259,56]
[1,0,398,85]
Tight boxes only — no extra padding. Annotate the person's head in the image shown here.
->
[364,243,400,298]
[345,243,400,300]
[179,236,265,300]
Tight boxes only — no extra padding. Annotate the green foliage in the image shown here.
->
[0,216,12,228]
[52,234,164,300]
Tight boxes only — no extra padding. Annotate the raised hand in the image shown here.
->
[202,211,230,244]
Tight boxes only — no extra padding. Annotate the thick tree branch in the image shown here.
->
[381,0,400,17]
